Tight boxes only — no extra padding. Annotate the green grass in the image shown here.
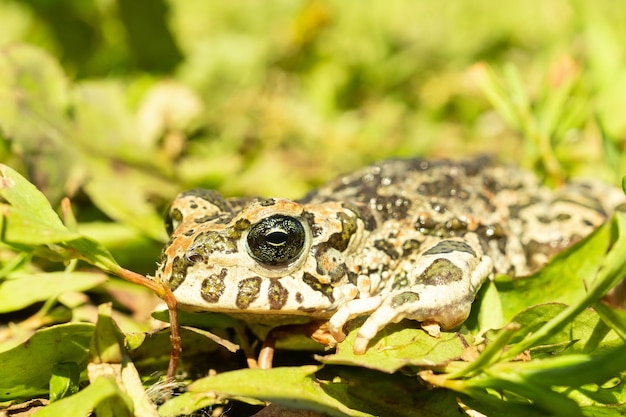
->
[1,1,626,416]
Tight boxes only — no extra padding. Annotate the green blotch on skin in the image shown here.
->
[192,231,238,254]
[327,211,358,251]
[418,258,463,285]
[391,291,420,307]
[236,277,262,309]
[423,240,475,256]
[302,272,335,302]
[201,269,227,303]
[169,256,190,291]
[268,278,289,309]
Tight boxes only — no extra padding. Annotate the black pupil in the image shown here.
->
[247,215,306,266]
[266,231,288,246]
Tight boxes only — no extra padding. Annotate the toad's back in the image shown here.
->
[300,157,622,277]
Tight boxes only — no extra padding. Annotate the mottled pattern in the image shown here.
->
[154,157,625,353]
[201,269,227,303]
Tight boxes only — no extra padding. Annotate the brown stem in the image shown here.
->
[108,266,181,380]
[162,286,181,380]
[258,332,276,370]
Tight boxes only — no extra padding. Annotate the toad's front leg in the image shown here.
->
[329,237,493,353]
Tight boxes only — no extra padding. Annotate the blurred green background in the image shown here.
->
[1,0,625,272]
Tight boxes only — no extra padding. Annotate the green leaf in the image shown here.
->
[0,44,69,148]
[498,344,626,388]
[0,164,66,230]
[90,304,126,365]
[504,304,622,356]
[0,45,74,203]
[49,362,80,402]
[461,345,626,417]
[176,365,473,417]
[331,367,467,417]
[157,392,222,417]
[505,212,626,358]
[0,272,107,313]
[185,365,375,417]
[474,375,583,417]
[84,172,168,241]
[64,235,121,275]
[0,251,30,279]
[0,163,121,272]
[87,304,159,417]
[496,216,613,321]
[571,376,626,412]
[593,301,626,341]
[447,323,520,379]
[0,323,94,400]
[474,279,505,333]
[320,323,465,374]
[71,82,141,158]
[32,377,133,417]
[0,204,79,245]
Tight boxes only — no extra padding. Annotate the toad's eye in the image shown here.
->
[246,215,306,266]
